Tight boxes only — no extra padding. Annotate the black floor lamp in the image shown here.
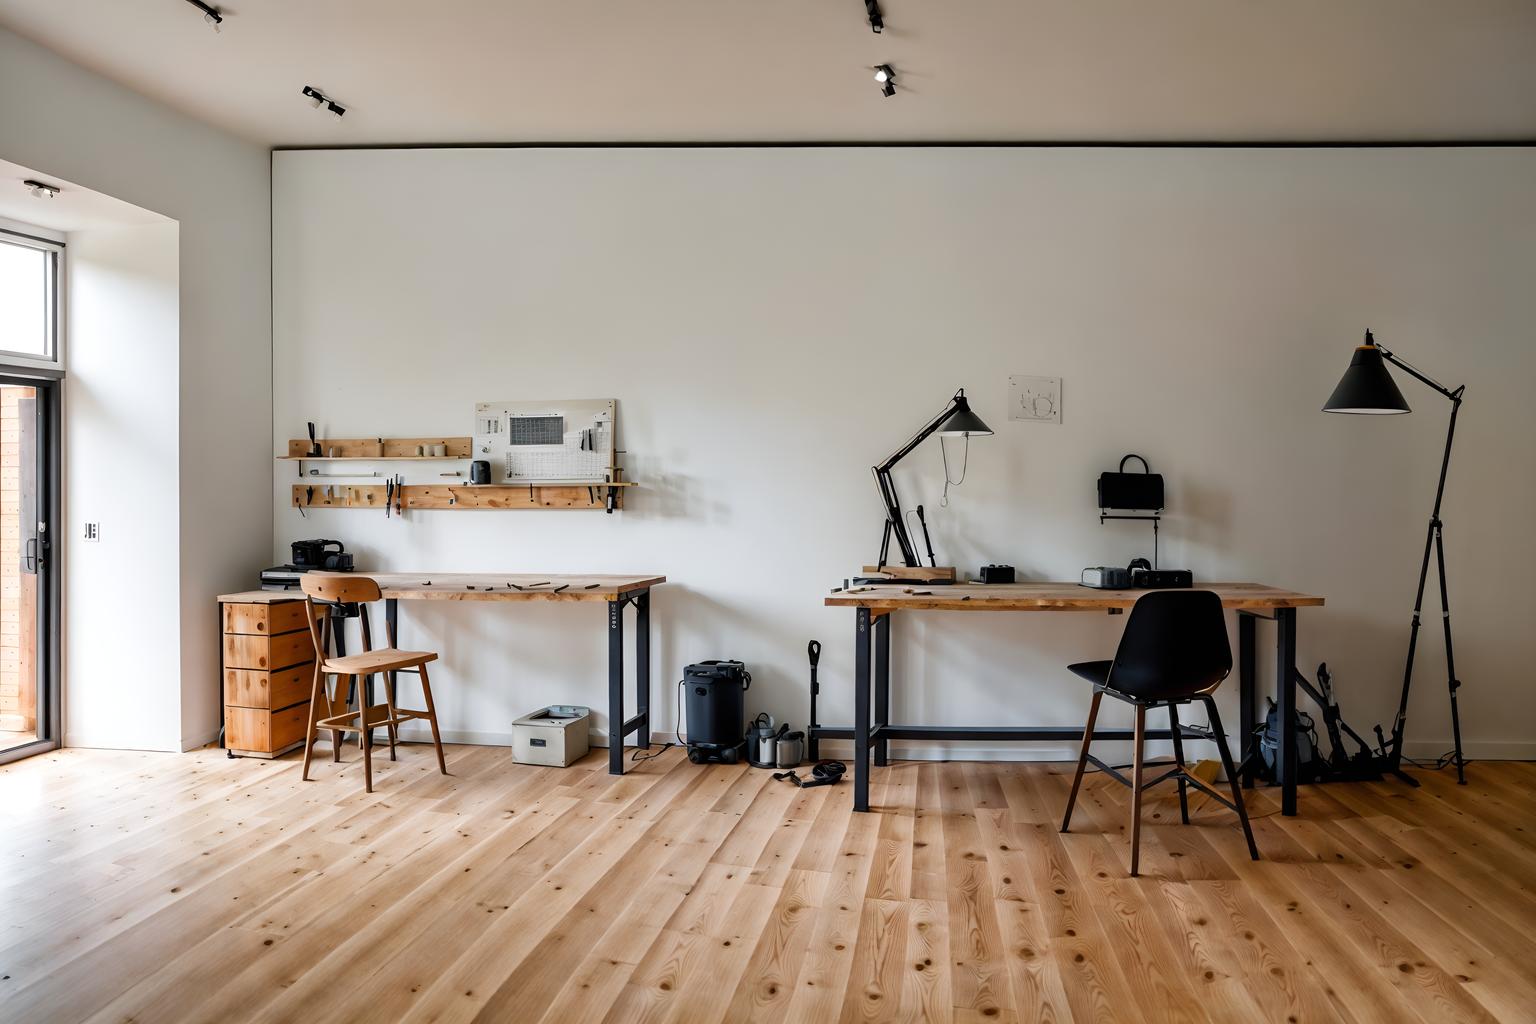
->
[1323,330,1466,784]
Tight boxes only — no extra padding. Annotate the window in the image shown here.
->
[0,230,62,364]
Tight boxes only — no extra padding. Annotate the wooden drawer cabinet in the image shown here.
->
[218,592,321,758]
[223,631,315,672]
[225,664,312,711]
[224,600,308,636]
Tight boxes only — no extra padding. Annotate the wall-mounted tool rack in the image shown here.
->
[283,433,634,513]
[290,479,633,512]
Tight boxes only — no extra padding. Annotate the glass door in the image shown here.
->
[0,376,57,763]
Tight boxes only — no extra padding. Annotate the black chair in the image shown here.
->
[1059,589,1259,876]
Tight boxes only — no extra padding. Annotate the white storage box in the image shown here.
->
[512,705,591,767]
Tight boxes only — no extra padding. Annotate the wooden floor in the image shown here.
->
[1,745,1534,1024]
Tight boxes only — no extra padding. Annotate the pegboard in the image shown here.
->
[473,399,616,483]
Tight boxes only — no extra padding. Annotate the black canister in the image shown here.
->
[683,660,751,748]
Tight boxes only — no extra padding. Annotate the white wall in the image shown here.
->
[64,224,181,749]
[273,146,1536,761]
[0,26,272,750]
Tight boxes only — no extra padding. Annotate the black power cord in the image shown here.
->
[772,760,847,787]
[630,678,685,763]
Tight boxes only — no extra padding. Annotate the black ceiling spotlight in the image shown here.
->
[23,179,60,200]
[873,64,896,97]
[301,85,347,119]
[183,0,223,31]
[864,0,884,33]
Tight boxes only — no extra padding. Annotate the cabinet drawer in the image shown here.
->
[224,600,310,636]
[225,664,313,711]
[223,630,315,672]
[225,702,311,754]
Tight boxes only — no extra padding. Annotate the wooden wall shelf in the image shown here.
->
[292,481,631,512]
[283,436,473,459]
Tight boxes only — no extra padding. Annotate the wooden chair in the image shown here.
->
[298,573,447,793]
[1060,590,1259,876]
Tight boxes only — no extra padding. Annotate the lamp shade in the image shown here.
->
[937,392,993,436]
[1323,331,1411,414]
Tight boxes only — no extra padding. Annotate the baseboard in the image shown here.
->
[181,729,220,753]
[378,729,1536,762]
[1402,739,1536,761]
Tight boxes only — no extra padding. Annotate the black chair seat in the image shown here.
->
[1068,660,1112,685]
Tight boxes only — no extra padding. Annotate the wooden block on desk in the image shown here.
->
[224,600,308,636]
[224,631,314,672]
[225,664,312,711]
[860,565,957,581]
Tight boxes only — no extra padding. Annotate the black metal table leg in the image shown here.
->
[608,598,625,775]
[635,590,650,751]
[853,607,872,812]
[1239,612,1256,788]
[1276,607,1298,815]
[874,613,890,767]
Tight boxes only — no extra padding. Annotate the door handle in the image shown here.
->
[23,536,39,573]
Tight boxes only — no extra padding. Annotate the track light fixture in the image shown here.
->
[301,86,346,119]
[183,0,223,31]
[873,64,895,97]
[23,179,60,200]
[864,0,884,33]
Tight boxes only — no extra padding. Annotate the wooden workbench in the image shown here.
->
[821,581,1324,815]
[223,573,665,774]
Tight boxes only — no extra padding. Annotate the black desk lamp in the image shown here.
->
[873,388,992,567]
[1323,329,1466,784]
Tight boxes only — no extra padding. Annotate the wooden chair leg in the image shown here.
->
[355,675,373,794]
[331,675,344,763]
[1130,703,1146,877]
[300,662,325,782]
[417,662,448,776]
[382,673,399,762]
[1061,689,1103,833]
[1204,697,1259,861]
[1167,702,1190,825]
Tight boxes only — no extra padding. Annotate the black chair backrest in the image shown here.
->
[1107,590,1232,701]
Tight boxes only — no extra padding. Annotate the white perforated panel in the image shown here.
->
[472,399,616,483]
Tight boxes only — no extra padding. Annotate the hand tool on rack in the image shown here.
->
[384,477,394,518]
[394,474,404,517]
[915,505,937,567]
[307,422,322,457]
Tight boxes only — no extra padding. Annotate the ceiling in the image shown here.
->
[1,1,1534,147]
[0,158,169,232]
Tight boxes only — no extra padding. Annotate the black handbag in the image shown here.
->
[1097,454,1164,512]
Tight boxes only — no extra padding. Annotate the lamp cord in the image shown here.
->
[939,435,969,507]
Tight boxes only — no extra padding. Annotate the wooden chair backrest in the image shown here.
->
[300,574,384,661]
[301,573,382,604]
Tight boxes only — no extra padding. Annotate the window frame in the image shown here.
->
[0,218,65,371]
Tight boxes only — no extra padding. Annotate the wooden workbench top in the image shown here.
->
[222,574,664,604]
[373,573,664,601]
[824,581,1323,612]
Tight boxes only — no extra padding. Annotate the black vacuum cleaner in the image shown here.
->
[682,660,751,764]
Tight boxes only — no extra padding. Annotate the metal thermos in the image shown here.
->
[775,731,804,769]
